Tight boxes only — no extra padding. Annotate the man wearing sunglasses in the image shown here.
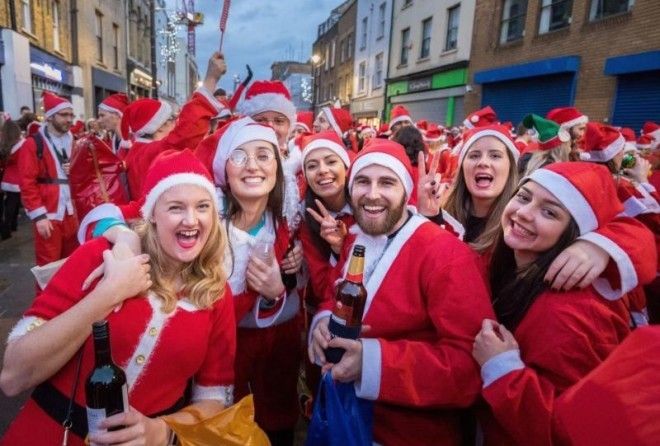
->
[18,91,79,269]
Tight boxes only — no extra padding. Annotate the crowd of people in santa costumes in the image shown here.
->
[1,46,659,446]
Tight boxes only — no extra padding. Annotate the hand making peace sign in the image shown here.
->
[306,199,348,254]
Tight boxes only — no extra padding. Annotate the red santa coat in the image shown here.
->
[479,287,631,446]
[124,88,226,198]
[226,214,304,431]
[553,326,660,446]
[18,127,74,221]
[1,238,236,446]
[1,138,25,192]
[314,213,494,446]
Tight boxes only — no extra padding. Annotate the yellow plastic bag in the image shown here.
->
[162,395,270,446]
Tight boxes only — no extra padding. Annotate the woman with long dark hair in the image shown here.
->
[472,162,657,446]
[0,120,24,239]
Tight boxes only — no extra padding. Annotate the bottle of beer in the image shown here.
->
[326,244,367,364]
[86,320,129,435]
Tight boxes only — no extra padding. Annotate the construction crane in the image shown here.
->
[177,0,204,56]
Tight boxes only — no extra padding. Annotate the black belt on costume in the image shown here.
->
[37,178,69,185]
[31,381,188,440]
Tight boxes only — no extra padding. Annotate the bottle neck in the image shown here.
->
[345,254,364,284]
[93,335,112,366]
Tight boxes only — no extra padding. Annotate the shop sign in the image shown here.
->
[30,62,63,82]
[408,77,432,92]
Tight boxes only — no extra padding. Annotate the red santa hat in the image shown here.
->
[294,111,314,133]
[424,123,445,143]
[319,106,353,137]
[641,121,660,148]
[301,130,351,168]
[581,122,624,162]
[377,122,391,137]
[42,91,73,119]
[348,139,414,198]
[359,125,376,138]
[463,106,498,129]
[525,162,637,296]
[546,106,588,131]
[416,119,429,134]
[388,105,413,129]
[236,80,297,128]
[619,127,638,152]
[98,93,130,116]
[140,149,218,219]
[26,121,41,136]
[121,98,172,139]
[636,134,654,151]
[458,124,520,165]
[70,120,86,138]
[205,116,279,188]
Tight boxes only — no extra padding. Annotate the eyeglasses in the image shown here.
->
[56,112,75,118]
[228,148,275,167]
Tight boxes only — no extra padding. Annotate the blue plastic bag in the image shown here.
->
[305,372,374,446]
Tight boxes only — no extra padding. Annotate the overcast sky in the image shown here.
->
[166,0,342,91]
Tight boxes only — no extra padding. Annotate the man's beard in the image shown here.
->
[352,194,407,236]
[51,120,71,134]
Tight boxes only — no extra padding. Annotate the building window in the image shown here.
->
[361,17,368,49]
[400,27,410,65]
[358,61,366,93]
[21,0,33,34]
[330,39,336,68]
[500,0,527,43]
[374,52,384,88]
[113,24,120,69]
[347,33,354,58]
[377,3,386,39]
[345,75,352,99]
[52,1,61,52]
[445,6,460,51]
[339,39,345,63]
[324,45,330,71]
[403,0,413,8]
[539,0,573,33]
[95,11,104,63]
[420,17,432,58]
[589,0,634,21]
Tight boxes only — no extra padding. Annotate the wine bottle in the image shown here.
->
[86,320,129,435]
[326,244,367,364]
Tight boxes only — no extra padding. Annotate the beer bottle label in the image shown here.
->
[331,301,352,326]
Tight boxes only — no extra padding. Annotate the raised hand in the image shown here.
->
[306,199,347,253]
[246,254,286,301]
[416,151,443,217]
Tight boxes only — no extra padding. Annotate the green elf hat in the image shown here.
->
[523,113,571,151]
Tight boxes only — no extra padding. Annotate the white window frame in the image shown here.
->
[420,17,432,58]
[112,24,120,69]
[358,61,366,93]
[374,52,383,88]
[400,27,410,65]
[377,3,386,39]
[539,0,573,34]
[21,0,33,34]
[330,39,336,68]
[589,0,634,21]
[500,0,527,44]
[52,1,61,52]
[445,5,460,51]
[361,17,368,49]
[95,10,104,63]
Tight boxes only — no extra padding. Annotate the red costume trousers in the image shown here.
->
[33,213,78,266]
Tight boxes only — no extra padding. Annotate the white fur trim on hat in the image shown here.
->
[295,122,310,133]
[140,173,219,219]
[137,101,173,136]
[389,114,412,129]
[212,117,279,187]
[45,101,73,119]
[584,133,625,163]
[98,102,123,117]
[321,107,342,137]
[526,168,599,235]
[349,152,414,197]
[302,139,350,167]
[579,231,637,300]
[459,129,520,166]
[236,92,296,130]
[558,115,588,131]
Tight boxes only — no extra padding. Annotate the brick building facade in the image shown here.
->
[467,0,660,131]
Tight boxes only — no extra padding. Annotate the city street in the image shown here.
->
[0,215,36,434]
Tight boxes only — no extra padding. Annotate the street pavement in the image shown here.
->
[0,214,36,434]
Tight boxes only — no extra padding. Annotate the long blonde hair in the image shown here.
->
[443,149,518,254]
[522,142,571,177]
[134,206,227,313]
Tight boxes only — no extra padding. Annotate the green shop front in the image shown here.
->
[385,65,468,127]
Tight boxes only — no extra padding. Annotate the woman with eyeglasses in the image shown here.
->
[195,117,304,446]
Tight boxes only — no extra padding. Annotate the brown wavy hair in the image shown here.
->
[443,147,518,254]
[134,202,227,313]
